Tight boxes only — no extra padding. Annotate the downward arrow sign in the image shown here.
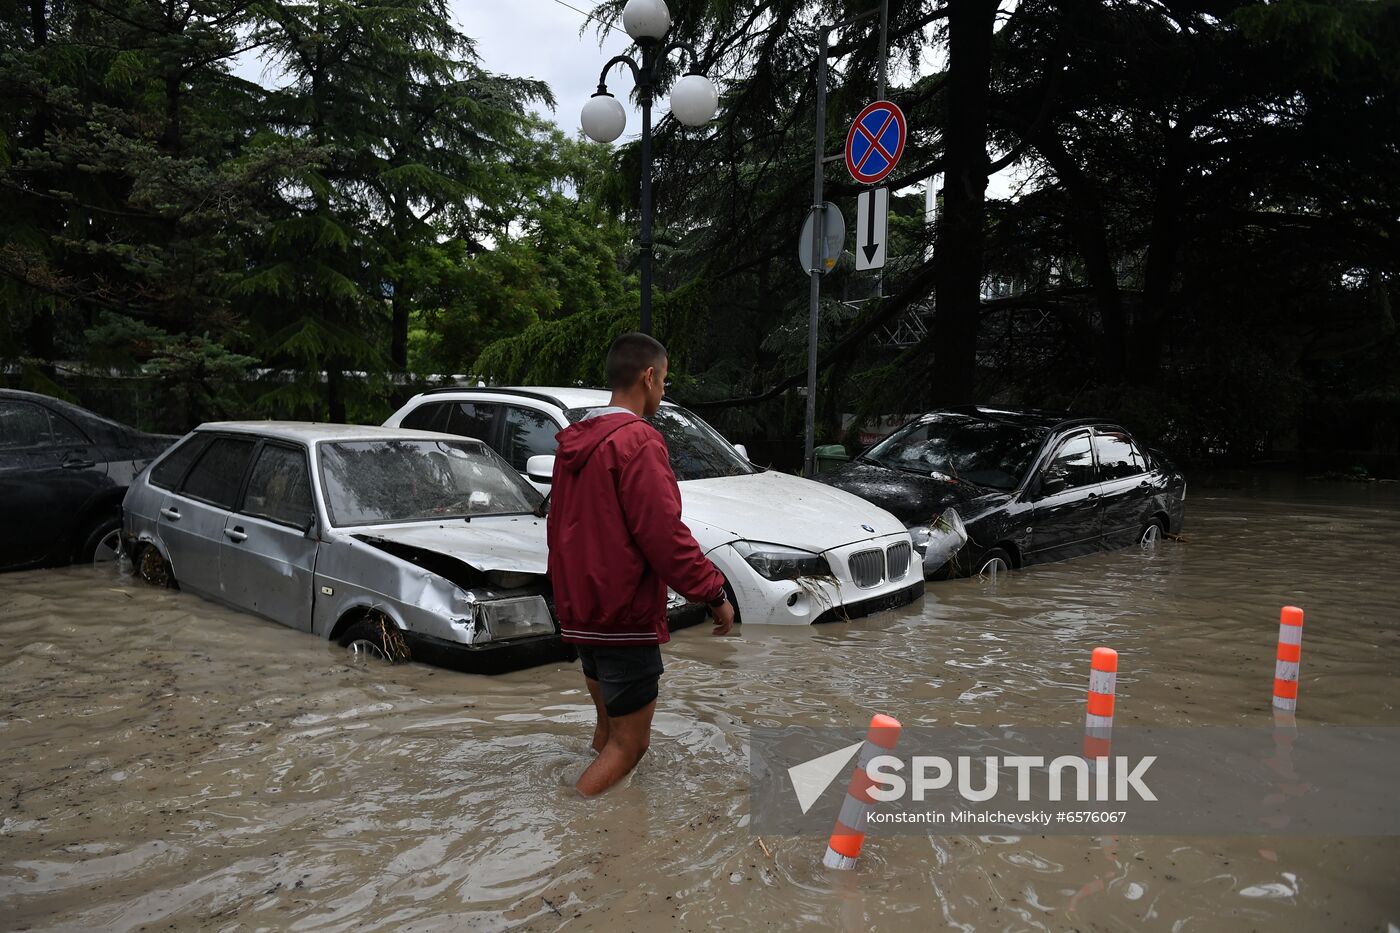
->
[863,198,880,263]
[856,187,887,271]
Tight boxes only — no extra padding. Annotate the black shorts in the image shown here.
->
[576,645,664,718]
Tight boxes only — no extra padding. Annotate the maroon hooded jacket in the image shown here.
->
[547,412,725,646]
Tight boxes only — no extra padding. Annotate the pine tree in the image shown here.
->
[241,0,549,419]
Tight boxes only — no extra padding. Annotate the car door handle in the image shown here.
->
[62,459,96,469]
[224,526,248,543]
[159,507,180,521]
[1086,493,1099,500]
[1138,480,1151,489]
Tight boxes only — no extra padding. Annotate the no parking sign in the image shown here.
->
[844,100,906,185]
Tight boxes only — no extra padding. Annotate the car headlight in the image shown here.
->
[732,540,830,581]
[477,595,555,642]
[908,525,933,556]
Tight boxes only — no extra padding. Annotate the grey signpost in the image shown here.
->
[803,1,888,477]
[798,203,846,275]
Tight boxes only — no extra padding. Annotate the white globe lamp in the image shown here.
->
[581,92,627,143]
[670,72,718,126]
[622,0,671,41]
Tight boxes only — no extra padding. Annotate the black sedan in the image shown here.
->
[0,389,174,571]
[815,407,1186,578]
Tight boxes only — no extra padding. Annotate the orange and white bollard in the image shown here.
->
[1272,606,1304,711]
[822,714,902,870]
[1083,647,1117,766]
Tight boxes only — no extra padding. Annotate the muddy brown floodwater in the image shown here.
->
[2,475,1398,931]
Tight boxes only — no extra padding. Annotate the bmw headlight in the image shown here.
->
[732,540,830,581]
[908,525,933,556]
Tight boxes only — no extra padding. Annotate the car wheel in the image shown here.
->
[137,543,175,588]
[340,613,411,664]
[78,513,122,564]
[975,548,1013,581]
[1139,520,1164,546]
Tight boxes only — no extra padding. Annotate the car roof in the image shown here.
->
[1,388,141,434]
[195,421,482,444]
[419,385,680,412]
[937,405,1102,432]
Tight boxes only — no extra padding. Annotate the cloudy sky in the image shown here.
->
[233,1,1022,200]
[460,0,644,142]
[232,0,641,141]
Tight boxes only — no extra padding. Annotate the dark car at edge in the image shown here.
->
[814,407,1187,578]
[1,389,174,571]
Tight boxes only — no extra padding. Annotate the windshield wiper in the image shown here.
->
[880,460,983,490]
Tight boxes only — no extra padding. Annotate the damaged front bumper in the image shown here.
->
[403,629,576,675]
[909,508,970,575]
[812,579,924,624]
[708,533,924,625]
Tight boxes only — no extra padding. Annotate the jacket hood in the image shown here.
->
[555,413,641,473]
[815,460,1013,526]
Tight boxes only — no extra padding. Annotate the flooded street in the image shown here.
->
[2,475,1397,931]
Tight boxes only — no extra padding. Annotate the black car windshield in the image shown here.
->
[563,404,756,481]
[862,414,1048,491]
[319,438,543,526]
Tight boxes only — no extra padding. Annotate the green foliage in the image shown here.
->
[1,0,554,424]
[474,278,709,388]
[84,313,257,429]
[410,126,635,375]
[3,0,1397,468]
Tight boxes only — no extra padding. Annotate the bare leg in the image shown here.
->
[575,699,656,797]
[585,677,610,753]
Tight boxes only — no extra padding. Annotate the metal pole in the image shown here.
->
[804,28,830,477]
[925,174,937,261]
[877,0,889,100]
[638,43,656,336]
[803,8,880,476]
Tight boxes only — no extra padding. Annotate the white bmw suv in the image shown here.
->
[384,387,922,626]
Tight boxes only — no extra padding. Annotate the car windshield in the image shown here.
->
[563,404,757,481]
[862,414,1048,491]
[319,438,543,526]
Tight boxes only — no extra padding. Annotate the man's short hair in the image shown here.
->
[605,332,668,389]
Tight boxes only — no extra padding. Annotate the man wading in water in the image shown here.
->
[548,333,735,796]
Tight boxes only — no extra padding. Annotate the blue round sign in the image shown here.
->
[844,100,907,185]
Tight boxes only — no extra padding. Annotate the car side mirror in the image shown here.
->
[1037,474,1068,497]
[525,454,556,485]
[733,443,749,460]
[303,515,319,539]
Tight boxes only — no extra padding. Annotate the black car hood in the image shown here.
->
[815,460,1014,526]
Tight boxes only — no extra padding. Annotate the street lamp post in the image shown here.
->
[580,0,718,336]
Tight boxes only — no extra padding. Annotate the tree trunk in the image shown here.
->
[23,0,57,376]
[1033,130,1127,378]
[326,363,346,422]
[1134,137,1187,385]
[390,288,408,370]
[23,0,49,150]
[164,72,183,151]
[929,0,997,405]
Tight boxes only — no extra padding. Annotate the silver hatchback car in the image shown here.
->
[122,422,569,673]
